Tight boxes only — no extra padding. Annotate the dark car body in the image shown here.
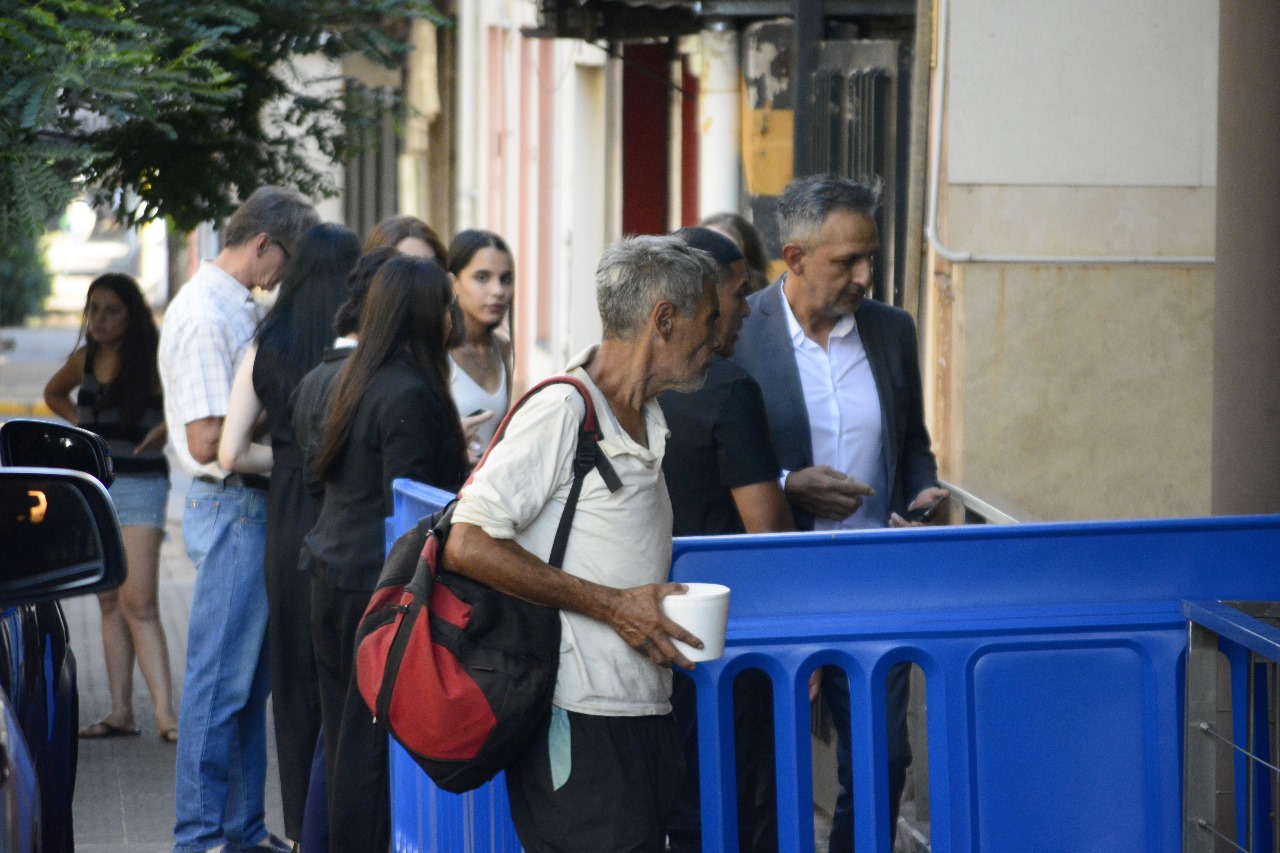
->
[0,601,78,850]
[0,420,124,852]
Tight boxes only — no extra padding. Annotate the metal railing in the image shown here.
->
[937,479,1038,526]
[1184,600,1280,853]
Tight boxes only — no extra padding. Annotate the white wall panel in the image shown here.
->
[948,0,1218,186]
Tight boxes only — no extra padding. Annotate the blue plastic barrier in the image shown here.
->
[385,478,1280,853]
[389,739,522,853]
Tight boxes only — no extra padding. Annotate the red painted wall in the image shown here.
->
[621,44,670,236]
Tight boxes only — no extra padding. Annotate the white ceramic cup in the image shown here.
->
[661,582,731,662]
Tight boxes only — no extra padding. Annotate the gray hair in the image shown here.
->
[596,236,717,340]
[776,174,881,248]
[221,185,319,256]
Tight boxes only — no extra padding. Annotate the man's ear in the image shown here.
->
[781,243,805,275]
[651,300,676,339]
[252,232,272,257]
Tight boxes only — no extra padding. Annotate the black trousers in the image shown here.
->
[311,576,389,852]
[263,464,321,840]
[507,709,685,853]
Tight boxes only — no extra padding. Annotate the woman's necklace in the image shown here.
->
[456,339,500,391]
[458,341,496,371]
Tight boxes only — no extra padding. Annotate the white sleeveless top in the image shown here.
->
[449,355,508,448]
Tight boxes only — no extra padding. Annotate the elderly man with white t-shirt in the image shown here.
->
[445,235,720,852]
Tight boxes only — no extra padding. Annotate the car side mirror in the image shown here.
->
[0,469,127,606]
[0,420,114,487]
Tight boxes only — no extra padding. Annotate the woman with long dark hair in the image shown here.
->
[447,229,515,458]
[362,214,447,261]
[45,273,177,741]
[218,222,361,845]
[302,255,468,851]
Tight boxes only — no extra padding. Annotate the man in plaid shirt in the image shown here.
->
[159,186,317,853]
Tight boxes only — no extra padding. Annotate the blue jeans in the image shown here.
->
[173,481,271,853]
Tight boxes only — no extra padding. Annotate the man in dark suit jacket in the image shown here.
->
[730,174,948,851]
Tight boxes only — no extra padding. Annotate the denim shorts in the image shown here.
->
[108,471,170,529]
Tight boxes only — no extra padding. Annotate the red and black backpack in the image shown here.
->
[354,376,620,793]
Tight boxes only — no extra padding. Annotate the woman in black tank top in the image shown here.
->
[44,273,178,742]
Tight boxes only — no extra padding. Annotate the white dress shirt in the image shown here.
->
[780,284,888,529]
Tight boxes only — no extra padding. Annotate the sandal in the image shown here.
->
[79,720,141,739]
[159,728,179,744]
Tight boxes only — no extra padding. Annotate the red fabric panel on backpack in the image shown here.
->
[430,582,471,630]
[364,585,400,615]
[390,612,496,760]
[355,589,414,715]
[424,536,473,629]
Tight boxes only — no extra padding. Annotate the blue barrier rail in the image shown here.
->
[385,478,1280,852]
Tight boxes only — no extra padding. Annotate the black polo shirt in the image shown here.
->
[658,357,781,537]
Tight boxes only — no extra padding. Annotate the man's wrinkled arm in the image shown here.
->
[445,521,701,669]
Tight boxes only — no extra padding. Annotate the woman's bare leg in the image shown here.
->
[92,588,137,730]
[118,524,178,734]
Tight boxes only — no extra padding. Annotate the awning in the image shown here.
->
[523,1,916,42]
[523,0,703,41]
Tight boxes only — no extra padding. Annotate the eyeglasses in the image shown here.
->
[271,240,291,261]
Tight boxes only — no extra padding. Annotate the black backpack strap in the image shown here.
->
[472,375,621,569]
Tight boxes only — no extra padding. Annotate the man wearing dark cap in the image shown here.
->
[660,226,793,852]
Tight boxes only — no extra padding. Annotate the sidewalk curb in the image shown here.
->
[0,400,53,417]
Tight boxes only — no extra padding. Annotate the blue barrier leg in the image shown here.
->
[846,657,892,853]
[773,655,815,853]
[1251,661,1272,851]
[1224,638,1251,848]
[918,652,951,853]
[695,660,739,852]
[941,642,981,853]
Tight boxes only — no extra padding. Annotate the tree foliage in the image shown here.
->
[0,0,445,238]
[0,237,52,327]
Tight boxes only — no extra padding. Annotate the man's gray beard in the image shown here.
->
[671,371,708,394]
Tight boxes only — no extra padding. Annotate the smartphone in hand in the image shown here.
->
[903,494,946,523]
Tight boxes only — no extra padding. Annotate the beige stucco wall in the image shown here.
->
[938,187,1215,521]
